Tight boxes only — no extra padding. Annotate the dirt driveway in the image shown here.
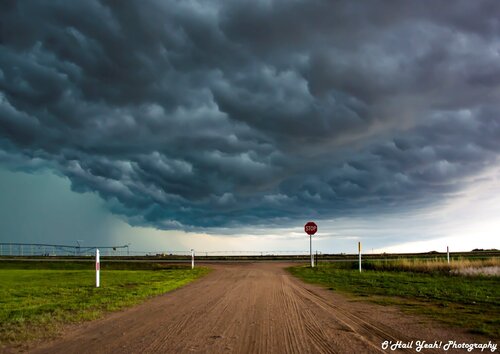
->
[30,263,490,354]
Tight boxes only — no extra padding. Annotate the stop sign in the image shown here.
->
[304,221,317,235]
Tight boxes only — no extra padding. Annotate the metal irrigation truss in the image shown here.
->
[0,243,311,257]
[0,242,130,256]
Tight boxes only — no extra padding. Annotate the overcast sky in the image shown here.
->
[1,1,499,253]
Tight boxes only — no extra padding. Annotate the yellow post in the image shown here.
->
[358,242,362,273]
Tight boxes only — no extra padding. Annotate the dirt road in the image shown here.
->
[30,263,487,354]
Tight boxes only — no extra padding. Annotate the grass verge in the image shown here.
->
[0,261,210,346]
[288,262,499,338]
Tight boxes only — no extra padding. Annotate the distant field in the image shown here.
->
[289,258,500,338]
[1,249,498,262]
[0,261,210,347]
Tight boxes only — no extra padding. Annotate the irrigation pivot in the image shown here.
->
[304,221,317,267]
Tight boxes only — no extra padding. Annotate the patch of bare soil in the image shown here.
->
[7,263,495,353]
[451,266,499,276]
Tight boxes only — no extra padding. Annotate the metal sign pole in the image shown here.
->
[310,234,314,268]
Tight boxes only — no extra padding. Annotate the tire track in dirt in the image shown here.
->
[24,263,487,354]
[287,279,415,353]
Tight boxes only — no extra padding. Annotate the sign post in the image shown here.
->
[191,249,195,269]
[358,242,362,273]
[304,222,318,268]
[96,249,100,288]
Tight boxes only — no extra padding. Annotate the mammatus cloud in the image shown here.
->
[0,1,499,229]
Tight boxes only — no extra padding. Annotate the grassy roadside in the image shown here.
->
[0,261,210,347]
[288,262,499,338]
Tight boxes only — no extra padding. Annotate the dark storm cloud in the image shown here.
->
[1,0,499,229]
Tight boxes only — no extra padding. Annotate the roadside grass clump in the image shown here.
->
[362,257,500,275]
[288,261,500,338]
[0,262,210,347]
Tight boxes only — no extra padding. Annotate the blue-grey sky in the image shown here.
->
[0,1,499,253]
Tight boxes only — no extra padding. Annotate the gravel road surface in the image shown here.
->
[30,263,488,354]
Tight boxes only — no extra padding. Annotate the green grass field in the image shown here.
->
[288,261,499,338]
[0,261,210,346]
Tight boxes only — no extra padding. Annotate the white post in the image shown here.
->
[96,249,100,288]
[191,249,195,269]
[447,246,450,264]
[310,234,314,268]
[358,242,362,273]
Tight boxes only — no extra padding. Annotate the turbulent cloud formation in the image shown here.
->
[1,1,499,229]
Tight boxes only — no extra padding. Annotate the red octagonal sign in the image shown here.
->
[304,221,317,235]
